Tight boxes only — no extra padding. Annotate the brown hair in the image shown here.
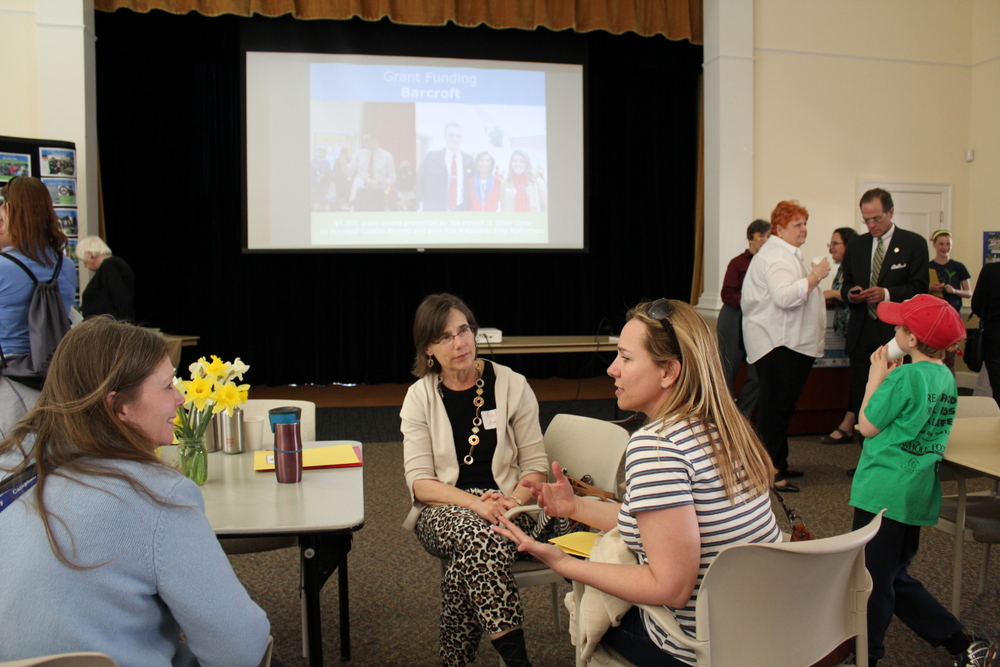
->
[625,300,774,502]
[860,188,894,212]
[411,293,478,378]
[0,316,172,567]
[901,325,948,360]
[746,219,770,240]
[770,200,809,236]
[834,227,858,248]
[0,177,67,267]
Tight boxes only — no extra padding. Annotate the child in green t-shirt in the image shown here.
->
[850,294,997,667]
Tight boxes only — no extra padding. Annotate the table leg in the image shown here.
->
[952,475,968,619]
[338,554,350,661]
[301,534,354,665]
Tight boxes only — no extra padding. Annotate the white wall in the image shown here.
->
[753,0,996,287]
[0,0,97,246]
[7,0,996,295]
[969,0,1000,259]
[0,0,42,137]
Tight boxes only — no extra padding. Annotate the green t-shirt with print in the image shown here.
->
[849,361,957,526]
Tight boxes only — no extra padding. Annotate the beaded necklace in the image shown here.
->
[438,359,485,465]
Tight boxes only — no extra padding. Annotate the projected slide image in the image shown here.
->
[246,51,583,251]
[310,100,416,214]
[309,63,548,246]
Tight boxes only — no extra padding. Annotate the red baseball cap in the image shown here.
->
[877,294,966,349]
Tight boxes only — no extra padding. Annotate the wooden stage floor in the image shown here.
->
[249,375,618,408]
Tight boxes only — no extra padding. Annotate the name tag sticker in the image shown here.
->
[482,409,498,430]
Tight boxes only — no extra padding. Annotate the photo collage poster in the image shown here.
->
[0,137,80,304]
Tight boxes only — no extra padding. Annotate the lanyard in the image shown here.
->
[0,464,38,515]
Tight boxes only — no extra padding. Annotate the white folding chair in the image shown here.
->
[240,398,317,447]
[504,414,631,627]
[0,655,119,667]
[936,394,1000,617]
[571,511,884,667]
[434,413,630,646]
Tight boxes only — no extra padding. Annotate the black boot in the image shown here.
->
[491,628,533,667]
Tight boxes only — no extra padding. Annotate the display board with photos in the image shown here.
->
[984,232,1000,265]
[0,136,80,304]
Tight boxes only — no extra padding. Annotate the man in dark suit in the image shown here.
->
[416,122,474,211]
[841,188,929,436]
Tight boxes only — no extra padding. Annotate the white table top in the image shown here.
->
[199,440,365,536]
[943,417,1000,477]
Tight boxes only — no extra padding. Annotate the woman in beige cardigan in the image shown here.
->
[400,293,564,667]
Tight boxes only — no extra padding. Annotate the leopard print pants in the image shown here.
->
[415,490,569,666]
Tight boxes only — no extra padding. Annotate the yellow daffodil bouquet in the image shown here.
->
[173,355,251,442]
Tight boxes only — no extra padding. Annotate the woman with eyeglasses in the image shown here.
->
[400,293,567,667]
[494,299,780,667]
[820,226,859,444]
[741,201,830,492]
[0,177,77,438]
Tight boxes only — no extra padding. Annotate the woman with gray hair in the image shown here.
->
[77,235,135,322]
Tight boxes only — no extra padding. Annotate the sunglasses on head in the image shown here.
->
[646,299,682,358]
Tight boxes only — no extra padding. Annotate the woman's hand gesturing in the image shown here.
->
[493,515,568,568]
[520,460,579,519]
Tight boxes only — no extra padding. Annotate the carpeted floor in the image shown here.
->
[229,403,1000,667]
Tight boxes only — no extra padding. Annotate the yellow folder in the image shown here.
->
[929,268,943,297]
[253,443,361,472]
[548,531,599,558]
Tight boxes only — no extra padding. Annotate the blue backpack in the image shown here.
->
[0,252,72,390]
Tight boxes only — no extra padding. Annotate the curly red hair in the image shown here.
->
[770,200,809,235]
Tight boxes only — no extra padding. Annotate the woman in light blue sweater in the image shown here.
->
[0,317,271,667]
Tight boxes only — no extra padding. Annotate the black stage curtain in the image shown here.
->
[94,11,702,386]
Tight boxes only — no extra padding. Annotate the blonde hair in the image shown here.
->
[626,300,774,502]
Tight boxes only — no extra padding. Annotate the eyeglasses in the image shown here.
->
[647,299,682,360]
[862,211,887,225]
[433,324,474,347]
[827,241,843,248]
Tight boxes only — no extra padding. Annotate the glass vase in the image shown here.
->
[178,437,208,486]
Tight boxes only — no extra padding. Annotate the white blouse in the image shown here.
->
[741,235,826,364]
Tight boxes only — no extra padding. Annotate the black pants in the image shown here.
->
[852,509,962,662]
[754,346,814,471]
[602,606,687,667]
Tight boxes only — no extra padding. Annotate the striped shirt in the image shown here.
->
[618,418,781,665]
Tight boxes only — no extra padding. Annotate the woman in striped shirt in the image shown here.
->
[496,299,781,666]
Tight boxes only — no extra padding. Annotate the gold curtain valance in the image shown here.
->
[93,0,702,44]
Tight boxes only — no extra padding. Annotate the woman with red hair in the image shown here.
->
[741,201,830,492]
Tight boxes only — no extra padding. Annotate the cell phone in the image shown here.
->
[849,286,862,294]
